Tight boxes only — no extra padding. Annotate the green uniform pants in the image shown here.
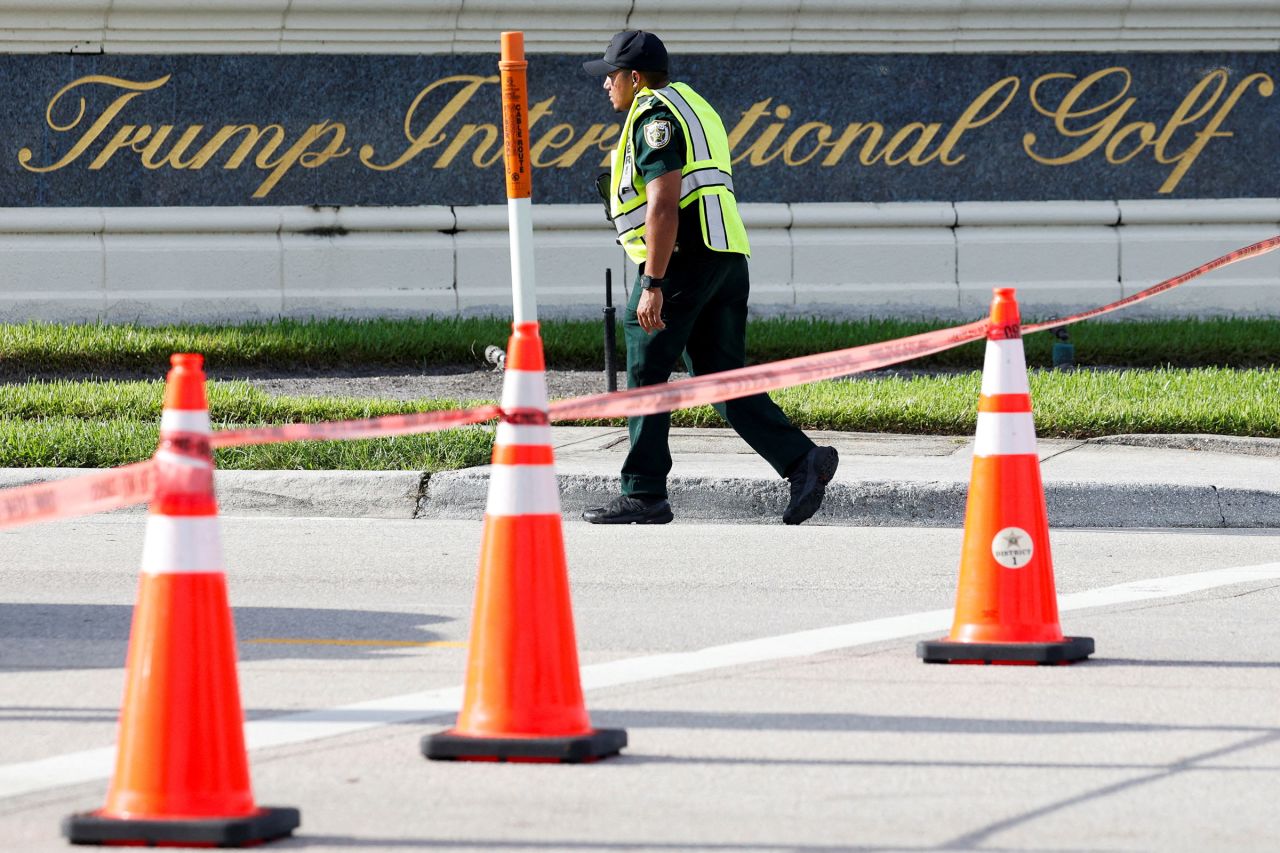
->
[622,251,815,499]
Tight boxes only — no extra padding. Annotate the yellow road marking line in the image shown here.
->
[248,638,466,648]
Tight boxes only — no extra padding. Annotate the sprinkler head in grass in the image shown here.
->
[485,345,507,372]
[1051,326,1075,370]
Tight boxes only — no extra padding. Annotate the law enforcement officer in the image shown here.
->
[581,30,839,525]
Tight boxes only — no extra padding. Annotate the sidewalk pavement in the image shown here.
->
[4,428,1279,528]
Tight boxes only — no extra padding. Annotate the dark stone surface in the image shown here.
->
[2,52,1275,206]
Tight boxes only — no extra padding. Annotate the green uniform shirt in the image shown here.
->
[631,104,710,259]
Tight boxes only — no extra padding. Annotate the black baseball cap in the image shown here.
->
[582,30,668,75]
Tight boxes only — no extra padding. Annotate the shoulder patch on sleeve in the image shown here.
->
[643,119,673,149]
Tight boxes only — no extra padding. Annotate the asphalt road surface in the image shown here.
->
[2,516,1279,851]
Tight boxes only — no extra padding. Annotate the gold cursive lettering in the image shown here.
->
[730,79,1019,170]
[18,75,171,172]
[933,77,1020,166]
[819,123,883,167]
[733,104,793,166]
[879,122,944,166]
[255,121,350,197]
[781,122,831,167]
[543,122,618,169]
[190,125,288,169]
[14,64,1271,201]
[137,125,208,169]
[527,97,556,134]
[1103,119,1157,165]
[433,124,500,168]
[88,124,151,170]
[1153,71,1273,193]
[531,124,575,167]
[1023,66,1274,192]
[360,75,496,171]
[726,99,775,153]
[1023,67,1137,166]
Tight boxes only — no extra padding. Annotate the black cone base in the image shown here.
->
[918,635,1094,665]
[423,727,627,763]
[63,805,300,847]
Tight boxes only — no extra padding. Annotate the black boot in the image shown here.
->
[582,495,674,525]
[783,446,839,525]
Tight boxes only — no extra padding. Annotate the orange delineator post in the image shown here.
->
[498,29,538,326]
[420,32,625,762]
[499,30,532,203]
[63,354,299,847]
[918,289,1094,665]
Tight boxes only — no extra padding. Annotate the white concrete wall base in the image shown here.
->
[1,201,1276,323]
[1,4,1276,322]
[1,2,1276,53]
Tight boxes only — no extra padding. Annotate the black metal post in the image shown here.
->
[603,269,618,392]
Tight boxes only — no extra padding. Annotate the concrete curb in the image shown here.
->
[421,470,1280,529]
[1094,433,1280,458]
[5,430,1280,528]
[0,469,427,520]
[212,470,426,518]
[3,470,1278,528]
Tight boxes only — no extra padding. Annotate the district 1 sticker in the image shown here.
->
[991,527,1034,568]
[644,119,672,149]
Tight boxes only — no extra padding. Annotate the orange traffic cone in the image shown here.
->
[422,322,626,762]
[63,354,299,846]
[918,290,1094,665]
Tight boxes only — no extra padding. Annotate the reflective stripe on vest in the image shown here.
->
[703,193,729,251]
[610,169,735,238]
[613,204,647,236]
[654,84,712,162]
[608,82,749,263]
[679,166,734,197]
[618,140,639,203]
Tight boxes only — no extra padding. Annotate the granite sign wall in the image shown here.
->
[4,52,1275,207]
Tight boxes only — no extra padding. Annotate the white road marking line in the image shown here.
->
[578,609,954,690]
[0,748,114,802]
[1056,563,1280,610]
[2,561,1278,801]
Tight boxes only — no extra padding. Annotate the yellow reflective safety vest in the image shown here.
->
[609,82,750,264]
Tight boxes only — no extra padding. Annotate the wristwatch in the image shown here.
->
[640,274,666,291]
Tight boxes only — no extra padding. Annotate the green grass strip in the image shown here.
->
[0,418,493,471]
[0,381,494,470]
[3,316,1280,372]
[758,367,1280,438]
[0,379,490,422]
[2,368,1276,469]
[570,367,1280,438]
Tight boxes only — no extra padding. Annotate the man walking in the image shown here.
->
[581,30,838,526]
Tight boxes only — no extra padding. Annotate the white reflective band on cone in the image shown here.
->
[485,464,561,516]
[160,410,212,433]
[140,515,225,574]
[500,369,550,410]
[974,412,1039,457]
[153,449,213,469]
[980,338,1031,396]
[495,422,554,446]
